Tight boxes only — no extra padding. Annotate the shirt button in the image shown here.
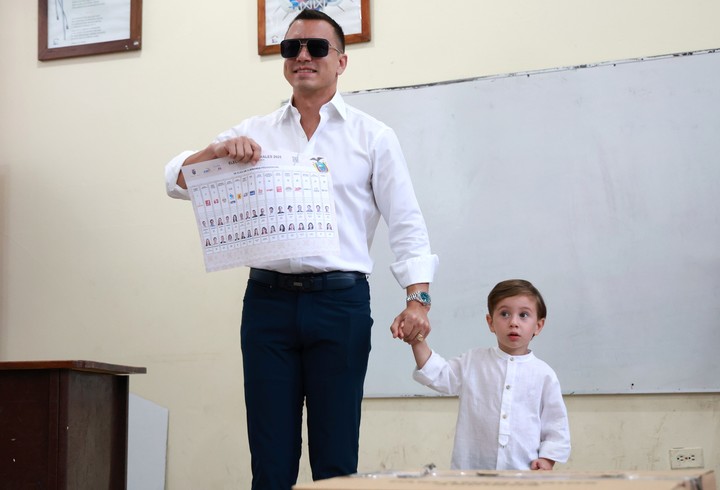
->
[510,357,515,362]
[506,385,511,390]
[502,413,508,419]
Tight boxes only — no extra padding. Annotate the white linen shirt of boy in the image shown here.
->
[413,346,571,470]
[165,92,438,288]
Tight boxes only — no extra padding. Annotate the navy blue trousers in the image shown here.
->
[240,277,373,490]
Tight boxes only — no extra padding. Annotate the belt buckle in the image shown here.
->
[300,276,315,291]
[286,275,314,291]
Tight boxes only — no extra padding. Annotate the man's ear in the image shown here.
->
[336,53,348,76]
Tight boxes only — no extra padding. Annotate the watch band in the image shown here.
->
[406,291,431,306]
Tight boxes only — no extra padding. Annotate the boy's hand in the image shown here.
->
[530,458,555,470]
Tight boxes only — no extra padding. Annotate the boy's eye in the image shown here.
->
[520,312,529,319]
[499,311,510,318]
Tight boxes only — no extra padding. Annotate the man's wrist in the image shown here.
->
[406,290,431,307]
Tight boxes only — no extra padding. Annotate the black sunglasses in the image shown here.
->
[280,38,343,59]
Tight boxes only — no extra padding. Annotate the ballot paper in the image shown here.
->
[182,152,339,272]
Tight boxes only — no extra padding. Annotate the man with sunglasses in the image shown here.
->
[165,9,437,490]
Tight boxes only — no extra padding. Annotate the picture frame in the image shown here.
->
[258,0,370,56]
[38,0,142,61]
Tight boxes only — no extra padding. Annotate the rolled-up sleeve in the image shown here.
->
[390,254,439,289]
[164,150,196,200]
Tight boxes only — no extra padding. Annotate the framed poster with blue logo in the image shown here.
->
[258,0,370,56]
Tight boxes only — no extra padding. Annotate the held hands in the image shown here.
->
[390,301,430,344]
[392,301,432,369]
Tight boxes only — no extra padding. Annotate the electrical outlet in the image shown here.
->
[669,447,704,469]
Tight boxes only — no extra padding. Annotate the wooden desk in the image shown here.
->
[292,469,717,490]
[0,360,146,489]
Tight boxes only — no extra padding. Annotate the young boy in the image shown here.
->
[410,279,571,470]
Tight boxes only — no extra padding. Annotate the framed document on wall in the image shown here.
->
[38,0,142,61]
[258,0,370,56]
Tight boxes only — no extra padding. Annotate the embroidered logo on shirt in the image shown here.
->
[311,157,329,173]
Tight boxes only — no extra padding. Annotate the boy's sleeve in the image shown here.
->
[538,373,571,463]
[413,350,463,396]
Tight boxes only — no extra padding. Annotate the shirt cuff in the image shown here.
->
[390,254,439,289]
[539,440,571,464]
[164,150,196,200]
[412,350,442,384]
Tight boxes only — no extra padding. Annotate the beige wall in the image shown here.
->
[1,1,719,488]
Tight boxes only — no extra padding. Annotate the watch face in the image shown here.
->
[407,291,431,305]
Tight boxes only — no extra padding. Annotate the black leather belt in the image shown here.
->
[249,268,366,292]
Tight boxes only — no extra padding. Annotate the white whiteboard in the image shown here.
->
[346,50,720,397]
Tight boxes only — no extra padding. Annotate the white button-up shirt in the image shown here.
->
[413,346,571,470]
[165,92,438,287]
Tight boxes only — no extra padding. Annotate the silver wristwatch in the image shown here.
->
[406,291,431,307]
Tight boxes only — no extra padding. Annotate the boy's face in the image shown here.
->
[486,294,545,356]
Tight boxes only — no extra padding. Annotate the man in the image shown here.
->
[164,9,438,490]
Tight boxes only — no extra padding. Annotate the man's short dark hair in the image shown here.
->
[288,9,345,52]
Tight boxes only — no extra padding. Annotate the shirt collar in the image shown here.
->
[328,91,348,119]
[278,91,348,122]
[492,345,535,362]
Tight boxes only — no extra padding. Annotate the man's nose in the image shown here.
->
[297,44,312,60]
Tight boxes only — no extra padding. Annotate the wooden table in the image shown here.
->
[0,360,146,489]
